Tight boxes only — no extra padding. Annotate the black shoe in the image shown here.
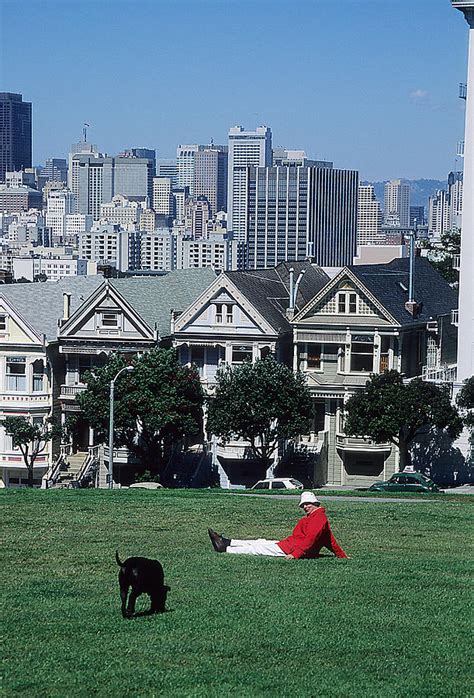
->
[208,528,230,553]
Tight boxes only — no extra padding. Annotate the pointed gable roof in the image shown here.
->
[226,261,330,332]
[110,269,217,337]
[0,276,104,341]
[349,257,458,325]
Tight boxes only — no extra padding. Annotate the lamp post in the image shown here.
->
[108,365,134,489]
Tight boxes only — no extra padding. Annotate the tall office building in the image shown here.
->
[357,185,383,245]
[448,170,463,231]
[193,147,228,216]
[227,126,272,241]
[384,179,410,227]
[152,177,174,217]
[0,93,32,183]
[156,159,178,186]
[41,158,67,184]
[68,141,98,210]
[119,148,156,174]
[428,190,450,237]
[247,165,358,269]
[70,153,153,219]
[177,145,205,194]
[410,206,425,227]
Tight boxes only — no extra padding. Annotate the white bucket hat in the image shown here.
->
[299,491,321,507]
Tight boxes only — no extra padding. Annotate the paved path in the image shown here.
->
[228,493,441,504]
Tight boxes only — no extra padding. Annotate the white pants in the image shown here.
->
[226,539,285,556]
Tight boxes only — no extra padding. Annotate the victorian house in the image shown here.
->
[291,257,458,487]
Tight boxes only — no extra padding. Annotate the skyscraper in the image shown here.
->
[357,185,383,245]
[448,171,463,231]
[193,147,228,217]
[152,177,174,217]
[0,93,32,183]
[247,165,358,269]
[70,153,153,219]
[177,145,205,195]
[227,126,272,241]
[384,179,410,227]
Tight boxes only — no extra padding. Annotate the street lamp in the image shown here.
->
[108,365,134,489]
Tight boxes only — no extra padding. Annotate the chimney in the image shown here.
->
[63,292,71,322]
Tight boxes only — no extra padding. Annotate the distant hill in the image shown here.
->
[362,179,447,208]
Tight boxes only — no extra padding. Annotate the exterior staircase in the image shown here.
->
[56,451,88,488]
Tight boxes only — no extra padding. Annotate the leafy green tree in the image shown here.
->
[3,416,62,487]
[77,348,204,476]
[344,370,463,470]
[420,229,460,284]
[457,376,474,434]
[206,357,312,471]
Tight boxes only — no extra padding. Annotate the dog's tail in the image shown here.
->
[115,550,124,567]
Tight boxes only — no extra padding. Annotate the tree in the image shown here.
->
[344,370,463,471]
[457,376,474,440]
[33,273,48,282]
[3,416,62,487]
[206,357,312,471]
[77,348,204,477]
[420,229,460,285]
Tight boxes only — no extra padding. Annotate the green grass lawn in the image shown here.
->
[2,489,472,697]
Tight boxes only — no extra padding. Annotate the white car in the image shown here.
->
[251,477,304,491]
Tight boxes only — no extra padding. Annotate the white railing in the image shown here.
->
[451,309,459,326]
[452,254,460,270]
[422,364,457,383]
[42,453,66,489]
[336,434,391,451]
[60,385,86,398]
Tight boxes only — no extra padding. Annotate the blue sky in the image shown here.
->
[0,0,469,180]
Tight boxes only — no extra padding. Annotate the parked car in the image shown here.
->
[251,477,304,490]
[368,472,440,493]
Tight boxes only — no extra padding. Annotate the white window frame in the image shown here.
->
[337,291,358,314]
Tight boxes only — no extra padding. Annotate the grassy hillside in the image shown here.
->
[2,489,472,697]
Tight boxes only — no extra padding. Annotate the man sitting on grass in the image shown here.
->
[208,491,348,559]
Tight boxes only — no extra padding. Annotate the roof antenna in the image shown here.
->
[83,122,90,143]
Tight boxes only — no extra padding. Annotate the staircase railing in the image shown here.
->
[42,452,67,489]
[71,446,100,488]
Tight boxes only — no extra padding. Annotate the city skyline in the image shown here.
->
[0,0,469,181]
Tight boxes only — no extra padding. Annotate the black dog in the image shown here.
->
[116,551,170,618]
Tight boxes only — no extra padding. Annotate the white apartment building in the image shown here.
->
[100,194,143,227]
[64,213,93,241]
[173,187,188,224]
[384,179,410,227]
[139,209,158,233]
[357,184,383,245]
[175,234,238,271]
[140,230,173,271]
[12,255,95,282]
[45,189,76,242]
[227,126,272,241]
[152,177,173,216]
[448,172,463,231]
[79,223,141,271]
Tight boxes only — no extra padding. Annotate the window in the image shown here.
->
[306,343,322,370]
[101,312,119,327]
[215,304,223,323]
[6,356,26,391]
[190,346,205,374]
[380,336,391,372]
[350,342,374,372]
[337,292,357,314]
[0,314,7,332]
[32,359,44,392]
[226,306,234,323]
[232,345,253,363]
[78,356,92,383]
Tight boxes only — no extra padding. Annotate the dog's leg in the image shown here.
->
[120,587,129,618]
[126,590,139,617]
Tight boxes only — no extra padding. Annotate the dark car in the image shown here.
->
[368,472,440,493]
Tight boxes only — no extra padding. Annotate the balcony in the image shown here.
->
[59,384,86,400]
[336,435,391,452]
[422,364,457,383]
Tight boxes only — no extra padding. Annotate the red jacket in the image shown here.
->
[277,507,347,560]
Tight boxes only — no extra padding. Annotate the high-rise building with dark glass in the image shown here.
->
[247,165,358,269]
[0,93,32,183]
